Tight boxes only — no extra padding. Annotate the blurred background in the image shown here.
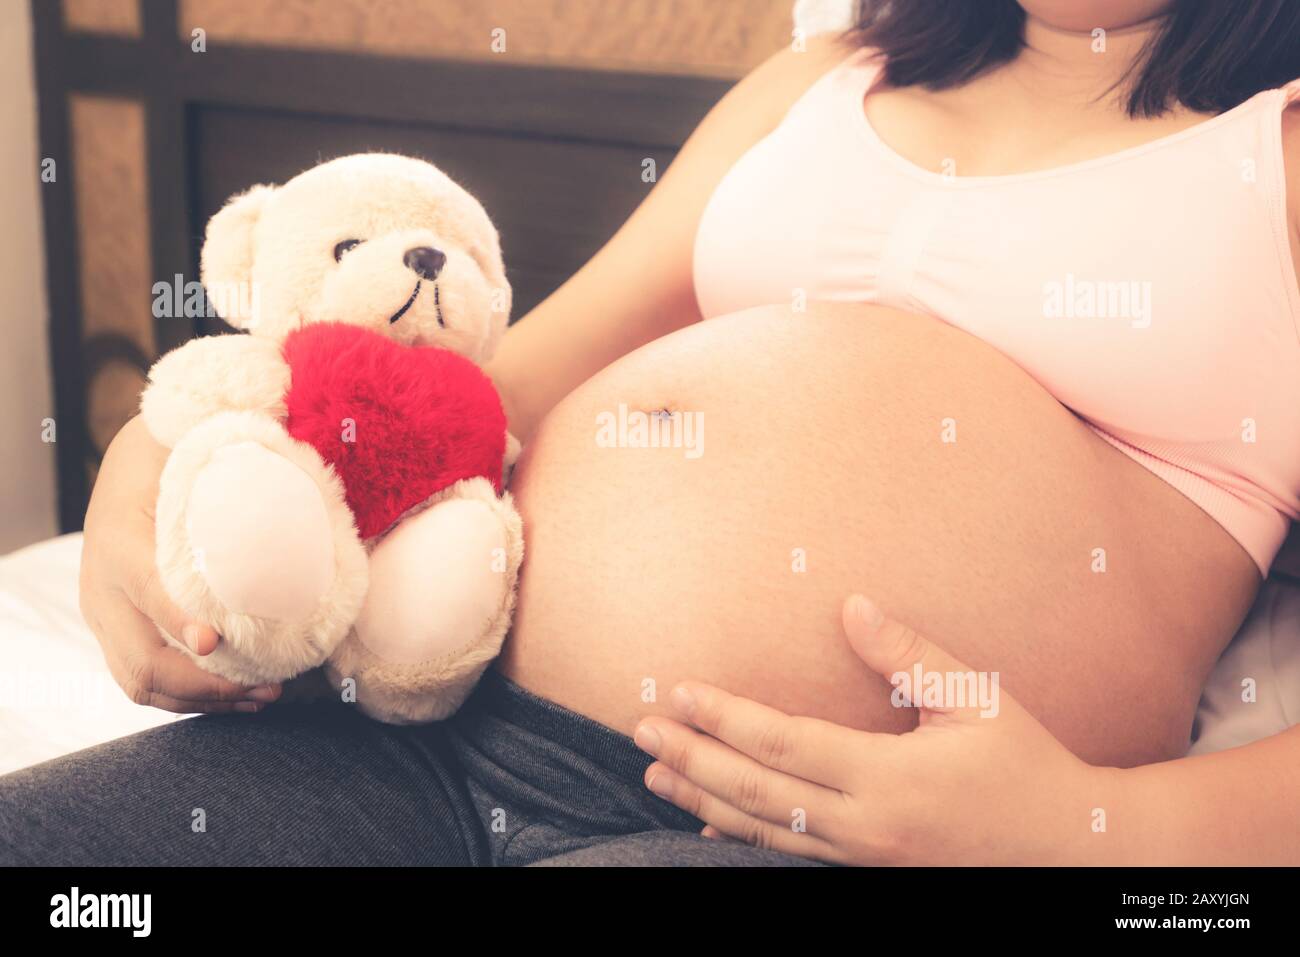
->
[2,0,849,554]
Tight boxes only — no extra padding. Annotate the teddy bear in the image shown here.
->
[138,152,524,724]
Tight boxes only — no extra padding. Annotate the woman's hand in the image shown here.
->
[634,596,1121,865]
[79,415,280,713]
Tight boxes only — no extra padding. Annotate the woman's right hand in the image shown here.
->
[78,415,281,713]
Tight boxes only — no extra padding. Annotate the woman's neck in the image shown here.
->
[1010,16,1167,111]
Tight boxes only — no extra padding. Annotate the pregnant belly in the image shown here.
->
[499,305,1258,766]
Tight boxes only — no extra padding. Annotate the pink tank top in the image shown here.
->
[693,48,1300,574]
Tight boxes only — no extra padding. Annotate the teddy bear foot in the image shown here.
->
[324,477,523,723]
[155,410,369,686]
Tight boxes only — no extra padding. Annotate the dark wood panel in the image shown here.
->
[34,0,92,532]
[190,106,675,323]
[61,32,731,147]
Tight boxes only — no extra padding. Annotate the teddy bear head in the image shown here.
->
[200,152,511,365]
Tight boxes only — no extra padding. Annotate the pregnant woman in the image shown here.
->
[4,0,1298,865]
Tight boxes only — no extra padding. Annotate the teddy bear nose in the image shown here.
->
[403,246,446,281]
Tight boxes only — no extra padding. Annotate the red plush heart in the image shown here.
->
[281,322,505,540]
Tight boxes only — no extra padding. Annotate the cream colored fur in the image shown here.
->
[140,153,524,722]
[155,410,369,686]
[141,334,290,448]
[324,478,524,723]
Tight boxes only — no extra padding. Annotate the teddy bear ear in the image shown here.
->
[199,184,275,329]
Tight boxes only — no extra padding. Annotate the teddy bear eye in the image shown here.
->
[333,239,363,262]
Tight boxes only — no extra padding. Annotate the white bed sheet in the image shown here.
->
[0,535,184,775]
[0,533,1297,773]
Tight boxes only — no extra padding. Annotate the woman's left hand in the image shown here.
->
[634,596,1120,865]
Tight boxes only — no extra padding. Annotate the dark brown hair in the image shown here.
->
[849,0,1300,117]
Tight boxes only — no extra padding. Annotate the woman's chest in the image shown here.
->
[693,113,1300,448]
[860,82,1214,179]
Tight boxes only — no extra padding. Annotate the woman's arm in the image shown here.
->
[1286,102,1300,293]
[1113,724,1300,865]
[634,596,1300,865]
[485,37,856,440]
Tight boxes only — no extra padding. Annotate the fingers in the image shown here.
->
[662,682,868,788]
[634,715,839,830]
[643,761,843,863]
[126,563,219,656]
[97,598,278,713]
[80,417,256,712]
[116,688,267,716]
[842,594,984,719]
[141,642,279,706]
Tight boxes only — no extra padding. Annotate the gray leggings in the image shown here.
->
[0,671,817,866]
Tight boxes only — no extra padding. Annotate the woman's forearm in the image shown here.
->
[484,257,701,442]
[1097,724,1300,865]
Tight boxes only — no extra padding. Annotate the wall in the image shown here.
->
[177,0,795,77]
[0,0,57,553]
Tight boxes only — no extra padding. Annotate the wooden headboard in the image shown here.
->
[36,0,792,530]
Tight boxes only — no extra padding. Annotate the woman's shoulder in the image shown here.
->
[732,35,866,131]
[1281,98,1300,276]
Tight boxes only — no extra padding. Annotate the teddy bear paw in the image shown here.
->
[324,477,523,723]
[155,410,369,686]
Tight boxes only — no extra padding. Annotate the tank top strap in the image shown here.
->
[781,46,883,127]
